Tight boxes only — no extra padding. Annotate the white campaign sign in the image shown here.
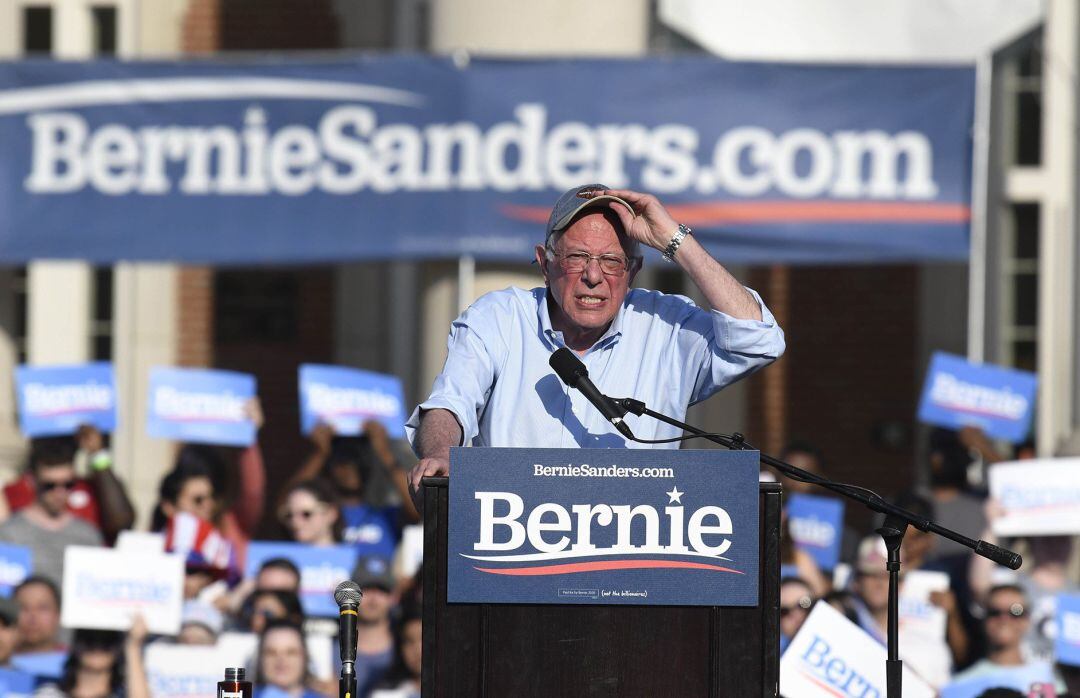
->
[989,458,1080,536]
[781,602,935,698]
[61,546,184,635]
[145,642,253,698]
[116,531,166,554]
[898,570,952,688]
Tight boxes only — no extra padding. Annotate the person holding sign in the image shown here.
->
[407,185,785,487]
[282,421,418,559]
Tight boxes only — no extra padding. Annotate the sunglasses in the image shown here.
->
[779,596,814,618]
[39,479,76,492]
[986,603,1026,619]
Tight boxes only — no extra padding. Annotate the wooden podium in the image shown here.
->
[420,477,781,697]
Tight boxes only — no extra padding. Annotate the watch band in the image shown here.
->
[662,224,691,262]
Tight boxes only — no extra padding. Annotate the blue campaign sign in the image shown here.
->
[0,668,35,697]
[917,352,1037,442]
[298,364,405,438]
[786,493,844,571]
[940,663,1055,698]
[0,58,972,266]
[245,541,358,618]
[14,363,116,437]
[0,544,32,596]
[448,448,759,606]
[10,651,66,681]
[146,367,256,446]
[1056,593,1080,667]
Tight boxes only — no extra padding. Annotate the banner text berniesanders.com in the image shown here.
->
[533,464,674,478]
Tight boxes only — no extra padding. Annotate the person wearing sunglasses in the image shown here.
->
[0,439,102,586]
[944,584,1060,693]
[280,479,343,547]
[779,576,815,655]
[408,184,785,488]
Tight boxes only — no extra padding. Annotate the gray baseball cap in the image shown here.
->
[545,183,635,246]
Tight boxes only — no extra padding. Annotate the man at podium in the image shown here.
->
[407,184,785,491]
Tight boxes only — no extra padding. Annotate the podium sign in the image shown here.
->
[448,447,759,606]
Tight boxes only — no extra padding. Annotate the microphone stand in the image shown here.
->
[613,396,1021,698]
[340,664,357,698]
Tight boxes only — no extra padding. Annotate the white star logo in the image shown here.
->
[667,486,684,504]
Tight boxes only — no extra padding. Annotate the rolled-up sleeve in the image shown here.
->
[405,318,497,454]
[690,287,786,404]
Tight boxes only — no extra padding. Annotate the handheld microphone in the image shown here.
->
[334,580,363,698]
[549,348,634,440]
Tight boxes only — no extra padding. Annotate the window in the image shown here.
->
[1003,35,1043,166]
[91,5,118,55]
[1000,203,1039,372]
[215,271,299,343]
[22,6,53,55]
[91,268,113,361]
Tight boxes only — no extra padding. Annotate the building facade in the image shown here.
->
[0,0,1073,531]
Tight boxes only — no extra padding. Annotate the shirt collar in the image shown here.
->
[537,287,626,352]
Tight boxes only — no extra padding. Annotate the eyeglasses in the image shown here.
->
[39,479,76,492]
[986,603,1026,619]
[779,596,814,618]
[546,247,636,276]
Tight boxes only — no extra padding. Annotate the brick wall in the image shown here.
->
[220,0,340,50]
[748,265,919,532]
[176,267,214,367]
[181,0,221,54]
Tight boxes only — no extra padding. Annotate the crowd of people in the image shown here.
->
[0,397,1078,696]
[0,409,421,698]
[775,427,1080,697]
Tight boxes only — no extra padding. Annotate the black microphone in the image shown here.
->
[549,348,634,440]
[975,540,1023,570]
[334,580,362,698]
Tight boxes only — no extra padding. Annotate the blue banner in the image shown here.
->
[917,352,1038,443]
[14,363,116,437]
[244,541,358,618]
[786,493,844,571]
[0,544,31,596]
[0,57,972,265]
[146,367,256,446]
[1057,593,1080,667]
[447,448,759,606]
[298,364,405,438]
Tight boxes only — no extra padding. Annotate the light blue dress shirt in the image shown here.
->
[405,285,785,450]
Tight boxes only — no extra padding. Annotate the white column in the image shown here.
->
[1037,0,1078,455]
[27,261,93,365]
[111,263,178,529]
[52,0,93,58]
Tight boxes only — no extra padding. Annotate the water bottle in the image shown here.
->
[217,667,252,698]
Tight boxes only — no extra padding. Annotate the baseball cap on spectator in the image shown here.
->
[0,596,17,625]
[181,600,223,637]
[352,555,395,592]
[855,536,889,575]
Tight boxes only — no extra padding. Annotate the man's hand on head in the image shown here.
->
[579,188,678,252]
